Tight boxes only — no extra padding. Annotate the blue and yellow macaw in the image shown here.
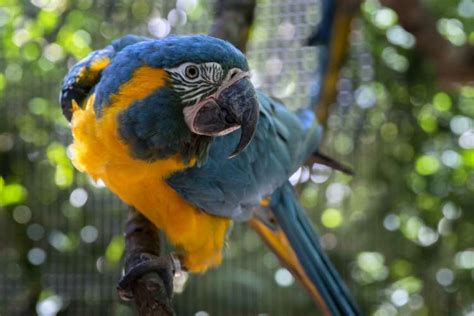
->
[60,32,360,315]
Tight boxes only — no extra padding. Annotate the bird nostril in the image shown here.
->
[228,70,239,80]
[222,108,237,125]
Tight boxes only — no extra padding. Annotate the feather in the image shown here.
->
[167,91,322,219]
[268,182,361,316]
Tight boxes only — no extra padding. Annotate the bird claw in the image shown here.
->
[117,253,182,302]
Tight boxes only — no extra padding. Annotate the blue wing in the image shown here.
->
[166,91,321,220]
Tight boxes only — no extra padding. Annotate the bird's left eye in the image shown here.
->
[185,65,199,79]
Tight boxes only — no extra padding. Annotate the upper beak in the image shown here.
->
[183,74,259,158]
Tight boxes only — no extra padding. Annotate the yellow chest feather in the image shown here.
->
[69,67,230,272]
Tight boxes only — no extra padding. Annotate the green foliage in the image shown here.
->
[47,142,74,188]
[0,177,27,207]
[0,0,472,315]
[309,1,474,314]
[105,235,125,264]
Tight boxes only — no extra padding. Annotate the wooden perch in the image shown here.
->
[381,0,474,88]
[120,207,175,316]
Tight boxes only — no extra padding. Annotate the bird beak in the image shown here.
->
[183,71,259,158]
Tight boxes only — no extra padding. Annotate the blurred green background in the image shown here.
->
[0,0,473,315]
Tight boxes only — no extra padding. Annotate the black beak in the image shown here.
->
[183,77,259,158]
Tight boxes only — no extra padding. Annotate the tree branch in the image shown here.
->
[120,207,175,316]
[208,0,257,53]
[380,0,474,88]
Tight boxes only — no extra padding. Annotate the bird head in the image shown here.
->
[93,35,259,162]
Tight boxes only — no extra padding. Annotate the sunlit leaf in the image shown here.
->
[416,155,441,175]
[433,92,452,112]
[0,183,27,206]
[105,235,124,263]
[321,208,343,228]
[393,276,423,294]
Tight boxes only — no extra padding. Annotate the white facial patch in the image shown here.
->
[166,62,225,105]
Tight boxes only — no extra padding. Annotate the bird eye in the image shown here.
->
[185,65,199,79]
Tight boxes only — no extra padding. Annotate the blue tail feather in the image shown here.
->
[270,182,361,316]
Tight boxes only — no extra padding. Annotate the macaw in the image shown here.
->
[60,33,360,315]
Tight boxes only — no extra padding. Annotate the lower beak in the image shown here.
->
[183,77,259,158]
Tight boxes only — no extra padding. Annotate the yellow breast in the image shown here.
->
[69,67,230,272]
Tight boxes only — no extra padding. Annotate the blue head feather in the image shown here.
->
[94,35,248,114]
[94,35,249,162]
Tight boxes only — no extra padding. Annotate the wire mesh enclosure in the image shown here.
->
[0,1,353,314]
[1,0,473,315]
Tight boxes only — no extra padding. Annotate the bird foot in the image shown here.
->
[117,252,182,302]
